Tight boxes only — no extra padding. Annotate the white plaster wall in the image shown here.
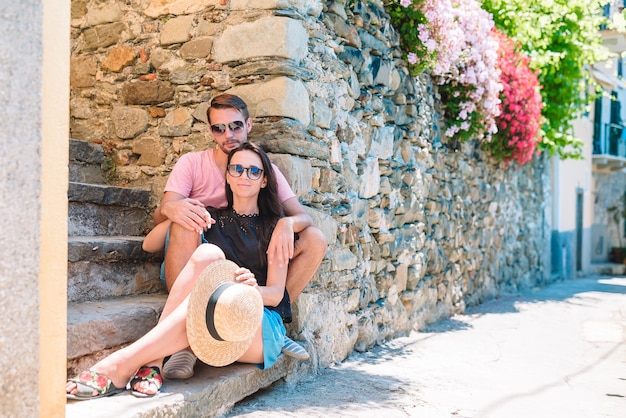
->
[557,126,592,232]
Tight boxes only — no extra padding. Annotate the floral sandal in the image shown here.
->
[129,366,163,398]
[66,370,125,401]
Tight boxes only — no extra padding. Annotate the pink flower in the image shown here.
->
[401,0,412,7]
[408,52,418,64]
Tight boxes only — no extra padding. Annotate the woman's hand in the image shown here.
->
[266,217,295,268]
[234,267,258,288]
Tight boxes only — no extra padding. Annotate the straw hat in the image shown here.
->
[186,259,264,367]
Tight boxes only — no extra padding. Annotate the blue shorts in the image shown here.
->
[259,308,286,370]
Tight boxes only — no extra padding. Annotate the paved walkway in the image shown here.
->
[225,275,626,417]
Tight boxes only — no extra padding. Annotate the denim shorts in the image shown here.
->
[259,308,286,370]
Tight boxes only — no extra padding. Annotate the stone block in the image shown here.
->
[304,206,337,247]
[192,102,209,124]
[168,64,206,84]
[85,2,122,26]
[83,22,127,51]
[122,80,175,105]
[180,38,213,59]
[312,99,333,130]
[231,0,323,17]
[133,137,166,166]
[268,153,312,197]
[159,107,193,137]
[214,17,308,63]
[160,15,194,46]
[143,0,214,18]
[71,0,88,20]
[228,77,310,126]
[70,56,97,88]
[111,106,149,139]
[330,247,358,272]
[358,156,380,199]
[101,45,136,72]
[371,126,394,160]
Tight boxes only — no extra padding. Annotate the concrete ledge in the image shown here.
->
[66,356,298,418]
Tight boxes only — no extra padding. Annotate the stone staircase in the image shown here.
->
[66,139,300,417]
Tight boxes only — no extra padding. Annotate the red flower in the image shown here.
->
[138,366,153,378]
[487,29,544,166]
[95,374,109,388]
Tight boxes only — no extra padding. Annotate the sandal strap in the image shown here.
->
[130,366,163,392]
[68,370,114,396]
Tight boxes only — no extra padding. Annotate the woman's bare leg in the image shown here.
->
[65,297,191,396]
[67,244,226,396]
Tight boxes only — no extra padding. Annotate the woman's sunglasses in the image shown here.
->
[227,164,264,180]
[210,120,245,135]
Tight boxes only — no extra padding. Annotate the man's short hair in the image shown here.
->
[207,94,250,123]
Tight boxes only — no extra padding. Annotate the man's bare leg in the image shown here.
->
[164,222,202,292]
[285,225,327,301]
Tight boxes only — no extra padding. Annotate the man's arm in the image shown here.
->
[266,197,314,267]
[154,191,212,233]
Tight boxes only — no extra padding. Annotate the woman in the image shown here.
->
[66,142,290,399]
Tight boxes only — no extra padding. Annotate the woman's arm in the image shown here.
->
[258,261,289,307]
[234,261,287,307]
[142,220,172,253]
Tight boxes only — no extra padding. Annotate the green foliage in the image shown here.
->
[481,0,612,159]
[387,1,432,74]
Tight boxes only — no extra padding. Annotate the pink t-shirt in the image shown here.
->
[164,149,296,207]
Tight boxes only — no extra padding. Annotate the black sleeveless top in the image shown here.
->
[202,207,292,323]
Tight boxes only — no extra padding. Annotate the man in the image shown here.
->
[153,94,327,378]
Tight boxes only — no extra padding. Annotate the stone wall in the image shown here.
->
[69,0,550,366]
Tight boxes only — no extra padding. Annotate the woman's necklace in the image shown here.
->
[232,208,259,218]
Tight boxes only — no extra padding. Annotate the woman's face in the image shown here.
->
[226,150,267,199]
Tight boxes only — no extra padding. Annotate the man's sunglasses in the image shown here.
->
[227,164,264,180]
[210,120,245,135]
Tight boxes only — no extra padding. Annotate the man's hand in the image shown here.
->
[161,198,214,233]
[267,217,295,267]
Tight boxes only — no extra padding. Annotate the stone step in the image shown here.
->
[67,294,301,418]
[67,236,164,303]
[67,294,166,375]
[69,139,106,184]
[69,181,151,208]
[66,356,296,418]
[68,182,152,236]
[68,235,162,263]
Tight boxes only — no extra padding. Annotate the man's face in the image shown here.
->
[208,107,252,155]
